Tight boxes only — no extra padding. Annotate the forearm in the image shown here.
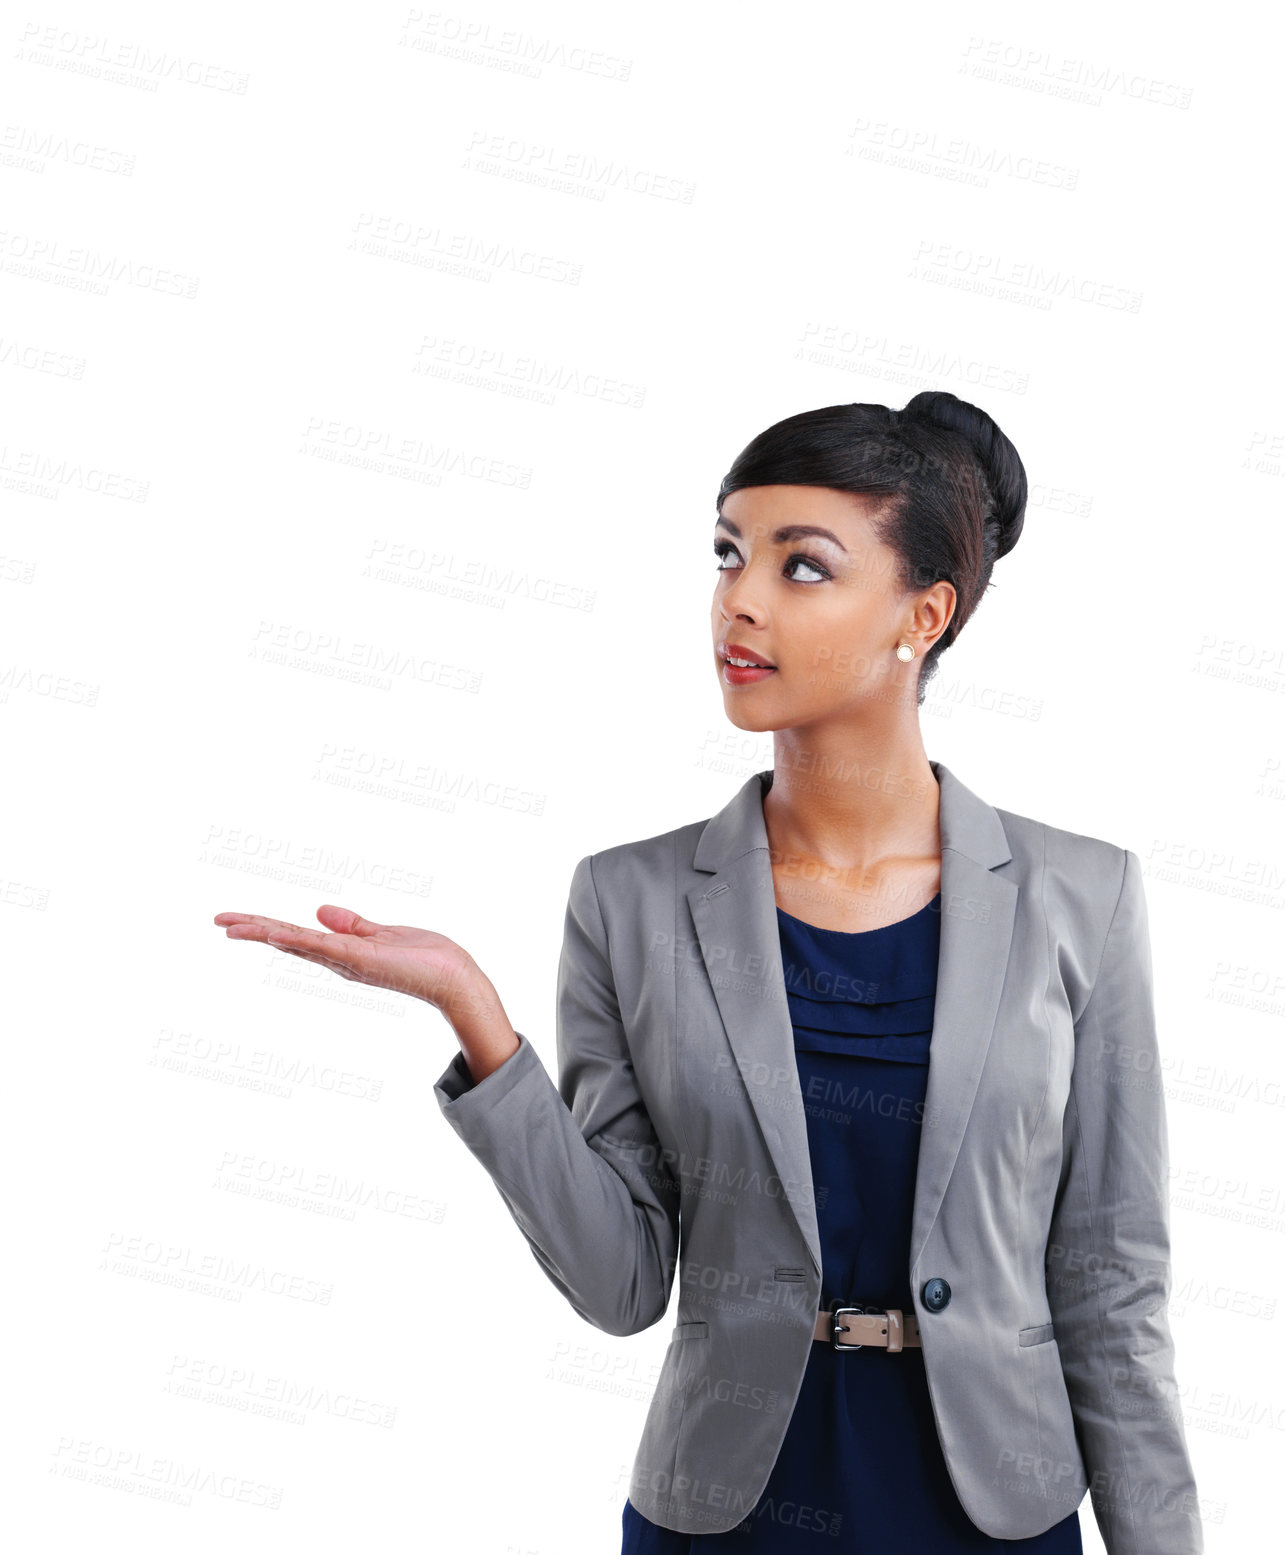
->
[443,971,520,1085]
[430,852,683,1338]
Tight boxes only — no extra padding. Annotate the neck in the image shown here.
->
[762,732,940,871]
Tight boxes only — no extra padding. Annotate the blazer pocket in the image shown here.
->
[1018,1321,1056,1347]
[672,1320,709,1341]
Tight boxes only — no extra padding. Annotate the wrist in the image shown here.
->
[443,975,520,1081]
[441,965,501,1028]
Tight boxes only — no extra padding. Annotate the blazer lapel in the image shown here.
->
[686,759,1016,1280]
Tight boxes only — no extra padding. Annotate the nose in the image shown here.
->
[716,568,764,625]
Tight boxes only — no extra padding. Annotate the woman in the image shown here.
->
[215,393,1204,1554]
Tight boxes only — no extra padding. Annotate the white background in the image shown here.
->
[5,2,1281,1550]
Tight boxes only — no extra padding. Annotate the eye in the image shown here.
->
[786,555,829,583]
[713,540,831,584]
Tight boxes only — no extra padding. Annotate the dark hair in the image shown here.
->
[716,391,1028,704]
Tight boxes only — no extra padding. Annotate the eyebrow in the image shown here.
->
[715,515,849,554]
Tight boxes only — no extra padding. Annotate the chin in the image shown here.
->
[722,707,776,734]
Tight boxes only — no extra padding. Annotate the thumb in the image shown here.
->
[315,904,383,937]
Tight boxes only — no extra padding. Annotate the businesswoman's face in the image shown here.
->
[711,485,954,732]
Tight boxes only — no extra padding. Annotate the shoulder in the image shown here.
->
[576,814,707,903]
[993,800,1136,950]
[995,800,1129,880]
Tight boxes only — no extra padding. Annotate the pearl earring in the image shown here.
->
[895,642,916,662]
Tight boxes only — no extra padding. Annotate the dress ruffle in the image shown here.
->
[775,894,941,1063]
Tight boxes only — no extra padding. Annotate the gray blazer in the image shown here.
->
[434,760,1204,1553]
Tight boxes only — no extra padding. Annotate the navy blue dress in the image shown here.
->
[622,893,1082,1554]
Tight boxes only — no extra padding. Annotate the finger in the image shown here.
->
[314,904,386,937]
[264,932,347,963]
[262,923,360,958]
[267,944,363,981]
[220,914,310,938]
[223,921,352,968]
[223,922,346,965]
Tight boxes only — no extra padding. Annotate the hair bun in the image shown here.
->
[899,391,1027,558]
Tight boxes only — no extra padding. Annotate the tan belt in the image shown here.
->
[813,1304,922,1351]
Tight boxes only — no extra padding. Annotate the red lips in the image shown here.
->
[718,640,776,669]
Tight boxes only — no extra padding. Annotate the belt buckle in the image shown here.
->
[830,1301,866,1351]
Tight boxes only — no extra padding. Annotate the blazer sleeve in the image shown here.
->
[1046,848,1204,1555]
[432,852,681,1338]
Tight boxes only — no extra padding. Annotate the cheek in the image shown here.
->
[795,626,881,690]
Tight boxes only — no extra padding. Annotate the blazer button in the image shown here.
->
[921,1277,951,1312]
